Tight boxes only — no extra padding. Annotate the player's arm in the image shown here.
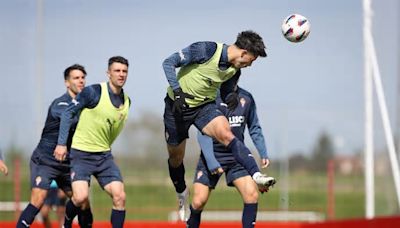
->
[162,42,216,112]
[246,93,269,168]
[196,131,223,174]
[0,150,8,176]
[162,41,216,90]
[54,86,99,161]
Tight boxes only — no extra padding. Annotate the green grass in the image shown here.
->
[0,162,398,221]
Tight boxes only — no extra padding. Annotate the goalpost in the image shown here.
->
[363,0,400,219]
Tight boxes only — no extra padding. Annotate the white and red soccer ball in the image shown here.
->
[281,14,310,43]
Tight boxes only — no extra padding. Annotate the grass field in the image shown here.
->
[0,158,398,221]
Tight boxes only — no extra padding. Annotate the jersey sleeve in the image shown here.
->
[246,94,268,159]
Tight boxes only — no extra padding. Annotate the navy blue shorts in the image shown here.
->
[30,152,72,192]
[163,95,223,146]
[70,149,123,188]
[44,188,66,206]
[193,154,249,188]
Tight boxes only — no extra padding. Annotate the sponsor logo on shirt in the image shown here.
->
[228,115,244,127]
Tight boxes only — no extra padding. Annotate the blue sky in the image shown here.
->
[0,0,399,158]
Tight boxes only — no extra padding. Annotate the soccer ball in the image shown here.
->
[281,14,310,43]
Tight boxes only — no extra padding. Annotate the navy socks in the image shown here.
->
[186,205,202,228]
[64,200,80,228]
[242,203,258,228]
[16,203,40,228]
[228,137,260,176]
[78,207,94,228]
[111,209,126,228]
[168,159,186,193]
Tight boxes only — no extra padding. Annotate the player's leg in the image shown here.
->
[97,153,126,228]
[63,188,92,228]
[17,159,51,228]
[40,188,57,228]
[104,181,126,228]
[59,169,93,228]
[233,176,259,228]
[187,183,212,228]
[40,204,51,228]
[64,149,93,228]
[187,156,219,227]
[164,96,192,221]
[64,181,90,228]
[55,189,67,228]
[200,115,275,188]
[226,161,261,228]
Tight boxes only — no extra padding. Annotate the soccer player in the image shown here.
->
[163,30,275,221]
[0,149,8,176]
[54,56,131,228]
[16,64,93,228]
[40,180,67,228]
[187,85,274,228]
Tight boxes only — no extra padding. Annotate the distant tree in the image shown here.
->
[310,131,335,172]
[288,152,309,172]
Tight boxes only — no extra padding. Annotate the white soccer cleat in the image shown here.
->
[177,187,190,221]
[253,172,276,189]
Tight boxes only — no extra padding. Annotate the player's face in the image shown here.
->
[65,69,86,96]
[232,51,257,69]
[108,62,128,89]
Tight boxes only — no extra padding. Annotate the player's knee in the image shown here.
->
[30,191,46,208]
[73,193,89,205]
[168,151,185,167]
[112,190,126,207]
[191,197,207,210]
[217,129,235,146]
[244,189,259,204]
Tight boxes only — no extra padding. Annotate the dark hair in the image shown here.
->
[234,30,267,57]
[108,56,129,68]
[64,64,86,80]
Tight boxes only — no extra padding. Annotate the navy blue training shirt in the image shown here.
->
[198,86,269,170]
[33,92,79,164]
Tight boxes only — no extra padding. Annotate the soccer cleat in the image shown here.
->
[253,173,276,189]
[177,187,190,221]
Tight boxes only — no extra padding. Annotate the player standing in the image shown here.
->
[54,56,131,228]
[16,64,92,228]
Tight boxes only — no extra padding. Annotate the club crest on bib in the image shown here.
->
[240,97,246,107]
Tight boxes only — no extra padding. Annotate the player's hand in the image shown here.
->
[225,92,239,111]
[261,158,270,169]
[172,88,194,113]
[211,167,224,175]
[53,145,68,162]
[0,160,8,176]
